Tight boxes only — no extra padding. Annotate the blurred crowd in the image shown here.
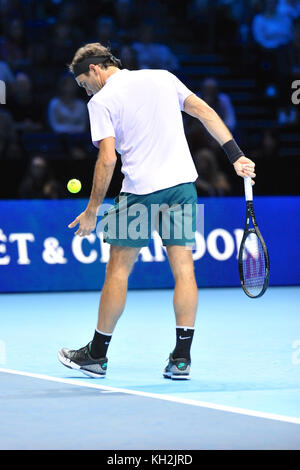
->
[0,0,299,198]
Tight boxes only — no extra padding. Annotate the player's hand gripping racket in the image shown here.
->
[238,176,270,298]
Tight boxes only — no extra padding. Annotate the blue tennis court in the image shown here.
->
[1,286,300,450]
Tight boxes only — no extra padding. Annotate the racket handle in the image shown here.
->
[244,176,253,201]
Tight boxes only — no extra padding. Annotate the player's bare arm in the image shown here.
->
[68,137,117,237]
[184,94,256,183]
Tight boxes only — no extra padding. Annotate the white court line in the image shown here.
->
[1,367,300,425]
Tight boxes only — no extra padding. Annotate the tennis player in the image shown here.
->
[58,43,256,380]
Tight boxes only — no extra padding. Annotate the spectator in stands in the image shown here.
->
[277,0,300,19]
[0,0,22,18]
[0,109,23,159]
[214,2,240,51]
[49,21,82,66]
[27,43,53,102]
[84,0,116,20]
[90,16,120,53]
[0,59,14,84]
[57,0,86,34]
[199,78,237,132]
[252,0,293,117]
[18,155,65,199]
[43,179,66,199]
[0,17,30,71]
[132,0,169,33]
[193,147,231,196]
[131,21,179,71]
[7,72,44,132]
[216,0,245,22]
[252,0,293,49]
[48,74,88,135]
[288,17,300,74]
[119,44,139,70]
[0,59,15,99]
[114,0,138,42]
[252,129,280,158]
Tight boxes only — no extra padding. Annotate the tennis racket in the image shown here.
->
[238,176,270,298]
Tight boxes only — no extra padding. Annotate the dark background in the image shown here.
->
[0,0,299,200]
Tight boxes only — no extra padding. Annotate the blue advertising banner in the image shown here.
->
[0,196,299,292]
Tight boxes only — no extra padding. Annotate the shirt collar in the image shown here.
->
[105,69,129,85]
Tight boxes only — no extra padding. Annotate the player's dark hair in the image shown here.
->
[68,42,120,74]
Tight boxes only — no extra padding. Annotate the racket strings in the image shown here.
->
[242,232,266,296]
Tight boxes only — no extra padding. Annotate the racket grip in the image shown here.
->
[244,176,253,201]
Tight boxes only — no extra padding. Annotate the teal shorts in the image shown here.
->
[101,182,197,248]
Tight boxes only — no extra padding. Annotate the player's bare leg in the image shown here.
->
[97,245,141,333]
[166,245,198,327]
[58,244,140,377]
[163,244,198,379]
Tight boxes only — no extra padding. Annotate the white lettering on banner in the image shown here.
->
[139,246,153,262]
[0,229,10,265]
[206,229,235,261]
[152,231,167,262]
[95,228,236,263]
[192,231,206,260]
[0,228,245,266]
[140,245,157,262]
[72,234,97,264]
[9,233,34,265]
[42,237,67,264]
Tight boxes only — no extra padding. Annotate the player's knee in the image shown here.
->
[105,254,136,279]
[171,259,195,281]
[167,246,195,281]
[174,268,195,283]
[105,260,130,280]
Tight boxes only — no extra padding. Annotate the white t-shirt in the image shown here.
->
[87,69,198,195]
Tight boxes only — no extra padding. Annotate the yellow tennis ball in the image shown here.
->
[67,179,82,194]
